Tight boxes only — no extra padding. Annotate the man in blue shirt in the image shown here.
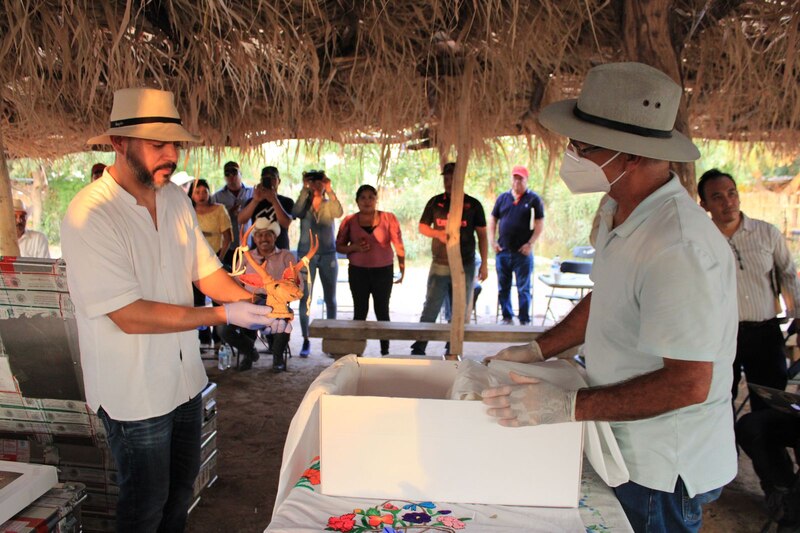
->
[488,165,545,325]
[212,161,253,268]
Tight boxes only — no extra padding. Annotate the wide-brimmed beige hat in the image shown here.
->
[539,62,700,162]
[87,88,202,145]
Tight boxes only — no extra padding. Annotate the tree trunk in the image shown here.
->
[0,127,20,257]
[622,0,696,195]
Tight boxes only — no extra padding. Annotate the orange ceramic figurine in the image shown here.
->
[232,224,319,319]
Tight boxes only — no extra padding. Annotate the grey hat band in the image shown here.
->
[573,104,672,139]
[110,116,183,128]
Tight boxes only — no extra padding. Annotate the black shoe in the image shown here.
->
[380,349,389,356]
[238,357,253,371]
[519,320,530,326]
[410,348,425,355]
[271,363,286,373]
[249,348,260,362]
[501,318,514,325]
[300,338,310,357]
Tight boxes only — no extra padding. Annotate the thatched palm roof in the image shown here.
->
[1,0,798,159]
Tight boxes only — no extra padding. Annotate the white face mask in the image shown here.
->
[559,147,626,194]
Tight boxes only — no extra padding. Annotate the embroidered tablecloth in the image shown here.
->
[266,457,632,532]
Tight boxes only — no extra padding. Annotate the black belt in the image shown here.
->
[739,318,779,328]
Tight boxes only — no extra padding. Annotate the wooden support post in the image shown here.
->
[445,54,477,359]
[0,127,20,257]
[622,0,696,195]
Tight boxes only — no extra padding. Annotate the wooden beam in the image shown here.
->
[310,320,545,343]
[0,127,20,257]
[308,320,580,361]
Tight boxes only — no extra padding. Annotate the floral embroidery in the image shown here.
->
[401,512,431,524]
[324,501,472,532]
[327,513,356,532]
[438,516,466,529]
[294,456,321,490]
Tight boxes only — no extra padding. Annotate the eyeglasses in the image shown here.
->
[728,240,744,271]
[568,139,606,159]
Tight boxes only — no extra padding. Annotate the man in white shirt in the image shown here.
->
[61,88,286,533]
[14,199,50,258]
[699,168,800,411]
[483,63,738,533]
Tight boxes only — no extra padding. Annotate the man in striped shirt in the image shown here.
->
[699,168,800,411]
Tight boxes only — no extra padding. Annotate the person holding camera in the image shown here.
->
[292,169,343,356]
[238,166,295,250]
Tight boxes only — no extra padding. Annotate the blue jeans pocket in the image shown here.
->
[682,485,722,524]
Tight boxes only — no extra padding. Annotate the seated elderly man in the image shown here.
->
[219,218,296,372]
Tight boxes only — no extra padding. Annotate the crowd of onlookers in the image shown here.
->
[165,160,547,363]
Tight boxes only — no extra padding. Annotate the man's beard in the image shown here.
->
[126,144,176,190]
[16,223,25,238]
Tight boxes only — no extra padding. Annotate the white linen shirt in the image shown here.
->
[586,175,738,497]
[61,172,220,421]
[18,230,51,258]
[729,213,800,321]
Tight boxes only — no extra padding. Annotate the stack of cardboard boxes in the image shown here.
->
[0,258,218,531]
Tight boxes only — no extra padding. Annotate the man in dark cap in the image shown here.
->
[410,162,488,356]
[212,161,253,267]
[237,165,294,250]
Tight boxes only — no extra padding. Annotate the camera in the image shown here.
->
[303,170,326,182]
[260,166,279,188]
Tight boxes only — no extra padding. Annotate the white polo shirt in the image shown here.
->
[18,230,51,258]
[61,173,220,421]
[586,175,738,497]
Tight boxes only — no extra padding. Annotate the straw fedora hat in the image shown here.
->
[87,88,201,145]
[538,62,699,162]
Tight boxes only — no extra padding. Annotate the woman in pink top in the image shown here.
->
[336,185,405,355]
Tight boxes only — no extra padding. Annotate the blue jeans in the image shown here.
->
[410,261,475,354]
[299,252,338,338]
[614,477,722,533]
[98,393,203,533]
[496,250,533,323]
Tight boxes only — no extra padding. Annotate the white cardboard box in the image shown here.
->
[319,358,584,507]
[0,460,58,523]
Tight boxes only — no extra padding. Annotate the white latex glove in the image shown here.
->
[481,371,578,427]
[482,340,544,365]
[223,302,292,334]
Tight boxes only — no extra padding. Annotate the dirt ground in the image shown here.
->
[185,267,771,532]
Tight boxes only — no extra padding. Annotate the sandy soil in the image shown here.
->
[186,266,770,532]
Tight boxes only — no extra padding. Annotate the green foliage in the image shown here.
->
[6,138,799,265]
